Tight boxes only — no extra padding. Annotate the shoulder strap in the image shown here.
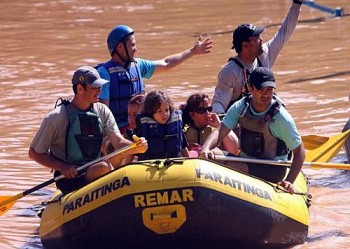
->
[239,95,251,117]
[54,98,71,109]
[228,57,244,69]
[264,96,283,122]
[228,58,250,94]
[257,58,263,67]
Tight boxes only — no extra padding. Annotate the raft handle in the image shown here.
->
[151,211,177,220]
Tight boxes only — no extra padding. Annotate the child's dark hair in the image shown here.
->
[129,93,146,107]
[142,90,174,116]
[180,93,209,126]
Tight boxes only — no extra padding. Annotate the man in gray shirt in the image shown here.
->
[212,0,304,114]
[29,66,148,193]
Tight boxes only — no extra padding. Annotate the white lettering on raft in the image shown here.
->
[195,169,272,201]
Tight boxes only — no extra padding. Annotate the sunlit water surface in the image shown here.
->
[0,0,349,248]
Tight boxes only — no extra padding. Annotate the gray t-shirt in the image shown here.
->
[30,102,120,162]
[212,3,301,114]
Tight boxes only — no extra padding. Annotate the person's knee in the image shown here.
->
[84,161,112,183]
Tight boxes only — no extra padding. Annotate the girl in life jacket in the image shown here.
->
[180,93,239,157]
[134,90,190,160]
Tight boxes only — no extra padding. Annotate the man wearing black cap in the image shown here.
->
[212,0,304,114]
[200,67,305,194]
[29,66,148,194]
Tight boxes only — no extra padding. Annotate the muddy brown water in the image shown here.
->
[0,0,349,248]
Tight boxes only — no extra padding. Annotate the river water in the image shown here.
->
[0,0,349,248]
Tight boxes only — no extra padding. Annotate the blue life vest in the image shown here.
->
[64,103,103,165]
[137,111,183,160]
[239,96,288,159]
[98,60,145,128]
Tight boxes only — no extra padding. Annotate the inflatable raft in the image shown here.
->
[39,158,310,249]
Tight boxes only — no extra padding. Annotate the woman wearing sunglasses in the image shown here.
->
[180,93,239,157]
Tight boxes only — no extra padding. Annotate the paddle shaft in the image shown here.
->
[0,143,136,207]
[215,155,350,170]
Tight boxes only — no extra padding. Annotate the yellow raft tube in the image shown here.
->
[39,158,310,249]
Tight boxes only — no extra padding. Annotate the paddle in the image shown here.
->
[0,143,136,216]
[342,118,350,163]
[215,155,350,170]
[301,134,329,150]
[215,130,350,169]
[305,129,350,163]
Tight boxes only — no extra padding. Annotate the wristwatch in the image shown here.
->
[293,0,303,5]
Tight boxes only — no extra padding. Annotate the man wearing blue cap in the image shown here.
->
[29,66,148,194]
[200,67,305,194]
[212,0,304,114]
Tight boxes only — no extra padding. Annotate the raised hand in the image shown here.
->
[192,35,213,55]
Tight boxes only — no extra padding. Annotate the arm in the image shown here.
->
[200,123,231,159]
[28,147,78,178]
[263,1,302,66]
[278,143,305,194]
[210,113,240,155]
[181,131,190,157]
[100,103,147,156]
[107,132,148,167]
[97,66,111,106]
[181,148,190,157]
[109,133,148,156]
[152,36,212,74]
[212,64,239,114]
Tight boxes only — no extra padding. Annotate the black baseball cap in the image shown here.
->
[232,23,265,49]
[249,67,276,90]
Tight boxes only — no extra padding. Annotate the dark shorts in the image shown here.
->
[54,171,87,194]
[247,163,287,183]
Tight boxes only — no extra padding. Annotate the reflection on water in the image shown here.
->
[1,0,349,248]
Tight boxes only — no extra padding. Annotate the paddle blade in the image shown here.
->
[306,130,350,163]
[302,135,329,150]
[0,196,17,216]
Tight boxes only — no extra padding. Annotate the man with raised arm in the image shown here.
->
[212,0,304,114]
[97,25,213,132]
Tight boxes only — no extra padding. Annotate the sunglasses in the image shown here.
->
[82,84,102,91]
[193,106,213,114]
